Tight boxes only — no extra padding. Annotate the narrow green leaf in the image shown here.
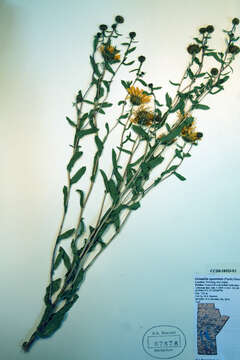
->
[112,149,118,168]
[72,269,85,292]
[57,228,75,242]
[80,112,88,124]
[155,99,163,107]
[70,167,86,185]
[51,278,61,294]
[129,154,144,167]
[95,135,103,155]
[112,149,122,185]
[108,179,119,202]
[100,170,110,192]
[66,117,76,127]
[105,122,109,135]
[77,218,85,238]
[123,60,135,66]
[148,156,164,169]
[169,80,180,86]
[193,57,201,65]
[193,104,210,110]
[101,102,113,108]
[77,127,98,139]
[121,80,128,89]
[152,86,162,90]
[173,171,186,181]
[93,35,99,52]
[76,90,83,103]
[217,76,229,85]
[132,124,149,140]
[95,86,104,101]
[59,247,71,271]
[71,239,78,257]
[119,113,129,119]
[44,278,61,305]
[117,146,132,155]
[187,68,194,80]
[165,93,172,108]
[103,80,110,92]
[63,186,68,213]
[76,189,84,207]
[83,99,94,105]
[118,100,127,106]
[67,151,83,172]
[161,165,178,176]
[53,252,63,270]
[105,62,115,75]
[137,78,147,86]
[196,72,206,78]
[90,55,101,77]
[126,46,136,55]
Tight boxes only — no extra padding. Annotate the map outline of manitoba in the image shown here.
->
[197,303,229,355]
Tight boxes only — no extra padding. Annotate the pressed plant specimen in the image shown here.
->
[22,16,240,352]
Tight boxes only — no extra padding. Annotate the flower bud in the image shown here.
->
[232,18,240,25]
[206,25,214,33]
[199,27,206,34]
[129,32,136,39]
[138,55,146,63]
[115,15,124,23]
[187,44,201,55]
[210,68,218,76]
[99,24,108,31]
[229,44,240,54]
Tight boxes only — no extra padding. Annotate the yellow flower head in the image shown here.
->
[131,105,154,126]
[181,120,203,143]
[127,86,151,106]
[100,44,120,63]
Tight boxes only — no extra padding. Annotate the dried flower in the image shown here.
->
[181,121,202,143]
[127,86,151,105]
[187,44,201,55]
[131,105,154,126]
[100,44,121,63]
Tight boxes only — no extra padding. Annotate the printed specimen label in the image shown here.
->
[194,275,240,360]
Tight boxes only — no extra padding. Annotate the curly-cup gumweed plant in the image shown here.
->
[22,15,240,351]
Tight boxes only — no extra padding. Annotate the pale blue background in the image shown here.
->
[1,0,240,359]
